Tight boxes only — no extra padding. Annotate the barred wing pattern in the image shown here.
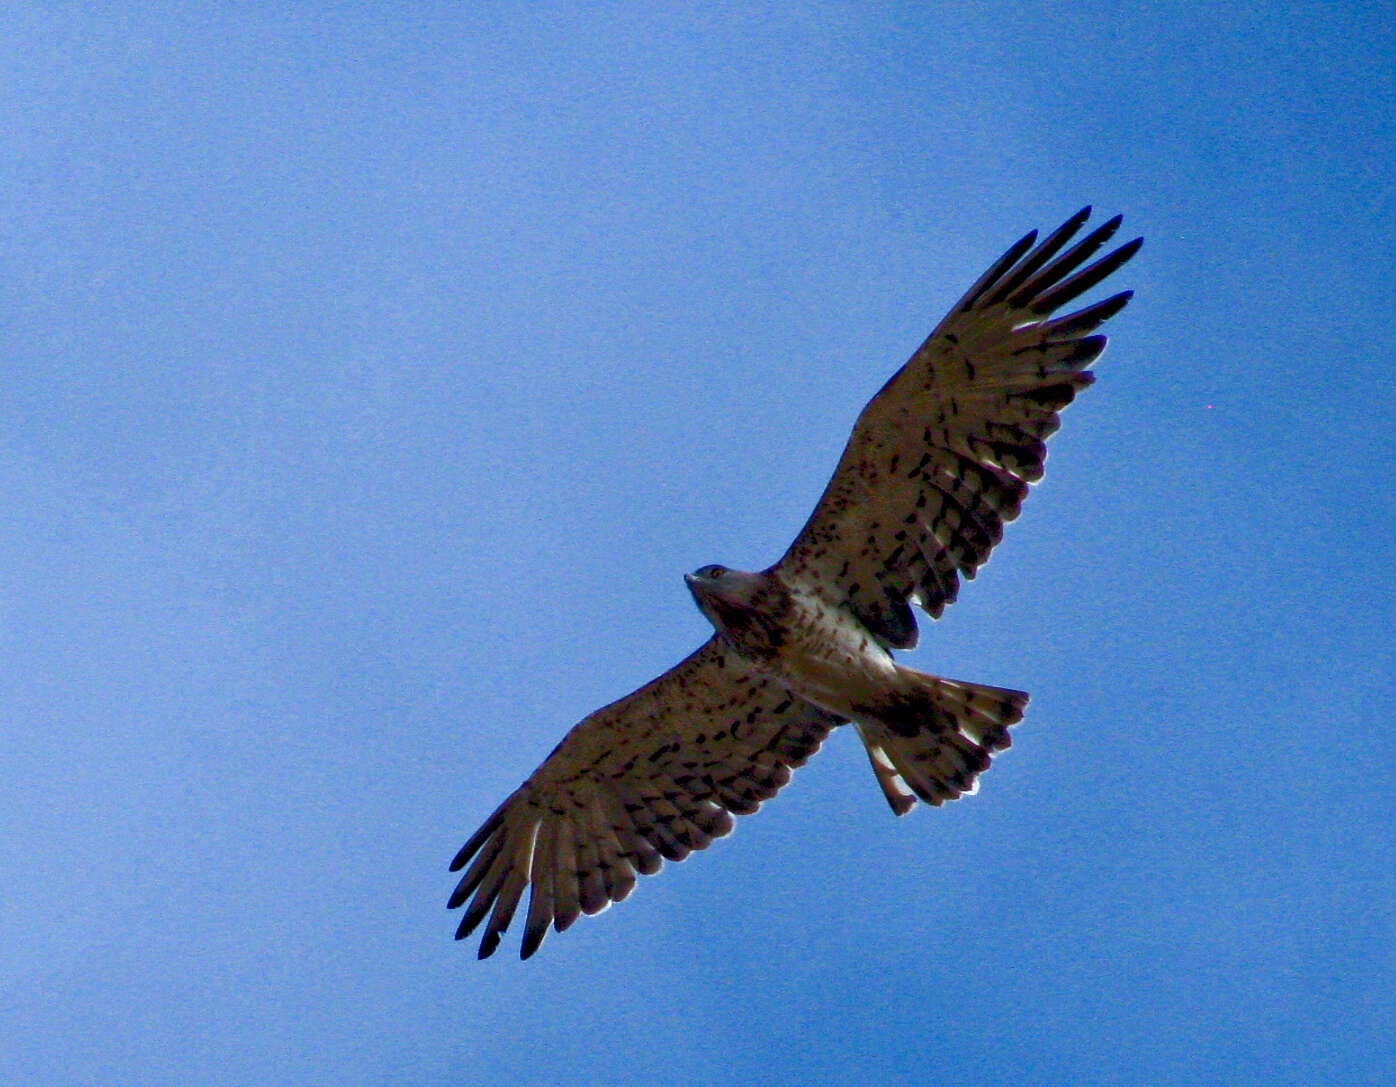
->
[448,209,1139,960]
[775,207,1140,648]
[449,638,842,959]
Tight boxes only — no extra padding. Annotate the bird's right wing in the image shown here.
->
[448,638,843,959]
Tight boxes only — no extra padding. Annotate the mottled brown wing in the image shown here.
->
[447,638,843,959]
[774,208,1141,648]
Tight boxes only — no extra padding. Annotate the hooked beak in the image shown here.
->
[684,572,720,604]
[686,572,739,612]
[685,573,725,627]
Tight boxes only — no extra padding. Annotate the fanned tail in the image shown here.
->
[855,670,1027,815]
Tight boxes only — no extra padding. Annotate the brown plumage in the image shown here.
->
[449,208,1140,958]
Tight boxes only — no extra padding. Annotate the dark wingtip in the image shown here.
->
[1029,235,1142,315]
[1038,289,1134,339]
[1097,287,1136,316]
[455,908,485,941]
[1103,286,1137,319]
[1069,334,1108,367]
[958,228,1038,312]
[998,227,1040,275]
[449,804,508,871]
[984,207,1101,308]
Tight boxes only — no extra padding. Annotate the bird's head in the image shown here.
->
[684,564,761,632]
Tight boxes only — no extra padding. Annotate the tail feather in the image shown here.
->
[856,670,1027,815]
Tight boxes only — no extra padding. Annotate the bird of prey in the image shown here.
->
[449,207,1140,959]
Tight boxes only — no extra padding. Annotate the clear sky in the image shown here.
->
[3,4,1393,1085]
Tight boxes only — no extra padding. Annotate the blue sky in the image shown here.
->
[3,4,1393,1085]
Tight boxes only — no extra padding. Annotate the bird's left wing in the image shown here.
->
[774,208,1140,649]
[448,637,843,959]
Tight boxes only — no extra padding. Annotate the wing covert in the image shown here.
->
[447,638,842,959]
[774,208,1140,648]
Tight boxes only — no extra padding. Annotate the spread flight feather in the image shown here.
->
[449,208,1140,958]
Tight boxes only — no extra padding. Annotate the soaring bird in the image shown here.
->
[449,208,1140,959]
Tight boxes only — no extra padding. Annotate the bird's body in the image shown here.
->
[688,566,901,720]
[448,208,1141,958]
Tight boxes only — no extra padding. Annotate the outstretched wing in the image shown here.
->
[448,638,843,959]
[774,208,1141,648]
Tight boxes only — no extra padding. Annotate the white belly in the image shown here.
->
[771,589,900,719]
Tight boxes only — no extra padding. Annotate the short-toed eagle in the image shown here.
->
[449,208,1141,959]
